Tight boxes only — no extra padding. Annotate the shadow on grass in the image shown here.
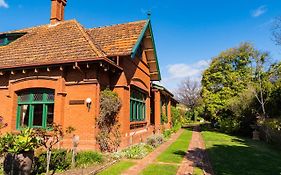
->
[206,144,281,175]
[172,150,186,156]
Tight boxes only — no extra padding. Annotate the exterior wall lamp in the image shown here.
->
[86,97,92,111]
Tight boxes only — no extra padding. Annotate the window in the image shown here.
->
[0,33,26,46]
[130,87,146,122]
[16,89,55,129]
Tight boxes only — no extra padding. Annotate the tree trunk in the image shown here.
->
[46,150,52,175]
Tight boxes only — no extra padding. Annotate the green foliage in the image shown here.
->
[33,149,71,174]
[200,42,280,135]
[161,114,168,124]
[96,89,122,152]
[120,143,154,159]
[162,129,172,139]
[217,118,241,134]
[146,134,164,148]
[0,128,40,155]
[76,151,103,167]
[171,123,181,133]
[171,106,182,127]
[202,43,254,121]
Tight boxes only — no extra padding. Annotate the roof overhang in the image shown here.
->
[152,83,174,97]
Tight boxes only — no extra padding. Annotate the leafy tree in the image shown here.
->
[201,43,254,121]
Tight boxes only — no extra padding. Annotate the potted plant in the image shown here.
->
[0,128,40,175]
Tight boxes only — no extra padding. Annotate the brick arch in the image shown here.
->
[10,77,58,93]
[8,77,64,130]
[130,77,149,92]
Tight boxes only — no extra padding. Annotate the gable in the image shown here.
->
[132,20,161,81]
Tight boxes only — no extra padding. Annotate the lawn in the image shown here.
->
[157,129,192,163]
[141,129,192,175]
[97,160,135,175]
[202,131,281,175]
[140,164,179,175]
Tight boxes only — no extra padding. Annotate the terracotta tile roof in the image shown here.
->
[87,20,148,56]
[0,20,106,69]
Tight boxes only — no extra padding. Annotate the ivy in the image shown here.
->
[96,89,122,152]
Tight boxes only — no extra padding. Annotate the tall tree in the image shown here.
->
[201,43,254,120]
[175,78,201,109]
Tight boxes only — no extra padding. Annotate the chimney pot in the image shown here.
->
[50,0,67,24]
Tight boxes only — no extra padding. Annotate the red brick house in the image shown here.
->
[0,0,176,150]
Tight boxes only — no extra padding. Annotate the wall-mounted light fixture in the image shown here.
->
[86,97,92,111]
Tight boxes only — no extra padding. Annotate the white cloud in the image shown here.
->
[0,0,8,8]
[251,5,267,18]
[161,59,210,91]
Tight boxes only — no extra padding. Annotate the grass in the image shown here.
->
[141,129,192,175]
[140,164,179,175]
[193,167,204,175]
[202,131,281,175]
[97,160,135,175]
[157,129,192,163]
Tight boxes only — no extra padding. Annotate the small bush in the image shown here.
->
[146,134,164,148]
[33,149,71,174]
[171,106,182,127]
[218,118,240,134]
[76,151,103,167]
[171,123,181,133]
[121,143,153,159]
[163,129,172,139]
[161,114,168,124]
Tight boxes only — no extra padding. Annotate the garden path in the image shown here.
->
[121,129,184,175]
[176,126,214,175]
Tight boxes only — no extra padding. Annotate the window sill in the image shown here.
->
[130,121,147,129]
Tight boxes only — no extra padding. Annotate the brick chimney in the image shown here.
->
[50,0,67,24]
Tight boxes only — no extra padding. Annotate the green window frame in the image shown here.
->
[16,89,55,129]
[130,87,146,122]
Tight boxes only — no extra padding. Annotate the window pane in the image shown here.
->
[19,93,30,102]
[130,100,133,121]
[19,105,29,128]
[47,104,54,125]
[46,93,55,102]
[33,92,44,101]
[33,104,43,127]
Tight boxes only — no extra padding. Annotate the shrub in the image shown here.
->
[76,151,103,167]
[218,118,240,134]
[146,134,164,148]
[96,89,122,152]
[171,107,182,127]
[161,114,168,124]
[171,123,181,133]
[163,129,172,139]
[33,149,71,174]
[121,143,153,159]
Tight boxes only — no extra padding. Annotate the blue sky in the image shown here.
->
[0,0,281,91]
